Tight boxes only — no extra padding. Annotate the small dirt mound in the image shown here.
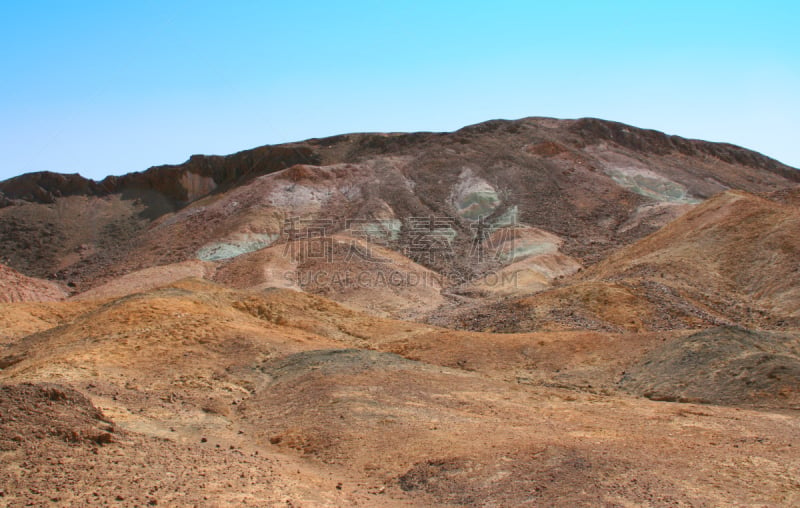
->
[398,457,476,503]
[396,447,693,507]
[0,264,67,303]
[0,383,115,450]
[259,349,418,383]
[620,327,800,408]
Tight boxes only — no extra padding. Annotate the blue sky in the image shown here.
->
[1,1,798,181]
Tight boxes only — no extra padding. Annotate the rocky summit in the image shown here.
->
[1,117,799,506]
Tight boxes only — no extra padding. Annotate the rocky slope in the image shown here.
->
[449,187,800,332]
[1,117,797,300]
[2,280,799,506]
[0,263,67,303]
[1,117,799,506]
[620,326,800,408]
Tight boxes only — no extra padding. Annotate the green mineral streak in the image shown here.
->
[500,240,557,262]
[492,205,518,228]
[608,170,701,204]
[457,191,501,219]
[361,220,402,242]
[196,233,279,261]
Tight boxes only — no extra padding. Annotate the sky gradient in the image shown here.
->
[1,1,798,181]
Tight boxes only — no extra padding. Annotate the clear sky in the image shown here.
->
[1,1,798,181]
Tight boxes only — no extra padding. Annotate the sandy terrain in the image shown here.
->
[1,117,799,506]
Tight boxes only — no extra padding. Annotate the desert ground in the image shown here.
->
[1,117,798,506]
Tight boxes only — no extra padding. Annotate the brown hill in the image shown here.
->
[1,117,797,300]
[0,382,346,506]
[453,188,800,332]
[0,263,67,303]
[620,327,800,409]
[2,117,800,506]
[2,281,799,505]
[584,189,800,325]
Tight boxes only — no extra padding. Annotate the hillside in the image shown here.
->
[2,280,799,505]
[1,117,798,297]
[0,263,67,303]
[452,188,799,333]
[1,117,799,506]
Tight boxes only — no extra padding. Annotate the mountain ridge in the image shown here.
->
[2,115,799,506]
[2,116,797,212]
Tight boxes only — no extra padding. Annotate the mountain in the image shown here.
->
[449,187,800,332]
[1,117,797,305]
[1,117,799,506]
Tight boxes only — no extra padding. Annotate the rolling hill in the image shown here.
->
[1,117,798,506]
